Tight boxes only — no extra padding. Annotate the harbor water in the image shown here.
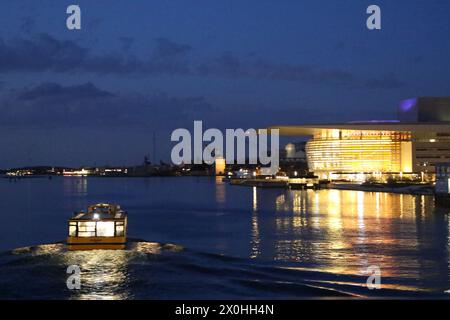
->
[0,176,449,299]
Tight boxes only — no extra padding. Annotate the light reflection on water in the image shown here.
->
[6,240,412,299]
[63,242,184,300]
[67,250,130,300]
[250,188,449,292]
[11,243,132,300]
[63,177,88,197]
[3,242,186,300]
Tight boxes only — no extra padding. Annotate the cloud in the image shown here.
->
[19,16,35,34]
[147,38,191,74]
[365,73,404,89]
[197,52,355,84]
[409,56,423,64]
[18,82,114,101]
[87,18,103,30]
[0,34,191,75]
[118,36,134,52]
[0,33,403,89]
[0,33,89,73]
[153,38,191,58]
[0,82,215,128]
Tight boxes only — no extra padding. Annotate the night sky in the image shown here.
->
[0,0,449,167]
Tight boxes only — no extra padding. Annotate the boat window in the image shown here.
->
[96,221,115,237]
[115,222,124,236]
[69,225,77,236]
[115,226,124,236]
[78,221,96,237]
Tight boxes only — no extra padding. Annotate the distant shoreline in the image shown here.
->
[1,174,216,179]
[1,174,436,196]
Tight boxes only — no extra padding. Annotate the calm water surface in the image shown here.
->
[0,176,449,299]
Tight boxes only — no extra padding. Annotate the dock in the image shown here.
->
[227,177,322,189]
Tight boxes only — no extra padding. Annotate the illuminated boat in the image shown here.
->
[67,203,128,250]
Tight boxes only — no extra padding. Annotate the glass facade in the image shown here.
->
[306,130,412,174]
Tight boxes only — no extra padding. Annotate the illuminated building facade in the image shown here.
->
[269,97,450,180]
[215,156,226,175]
[305,130,412,174]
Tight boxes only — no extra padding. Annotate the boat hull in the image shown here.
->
[67,236,126,250]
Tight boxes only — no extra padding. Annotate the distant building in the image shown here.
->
[284,142,306,161]
[269,97,450,181]
[278,142,308,177]
[215,156,226,175]
[63,168,93,176]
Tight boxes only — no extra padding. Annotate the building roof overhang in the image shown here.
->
[267,122,450,136]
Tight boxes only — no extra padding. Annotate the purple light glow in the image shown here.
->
[399,98,417,112]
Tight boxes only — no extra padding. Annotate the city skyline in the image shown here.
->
[0,0,449,167]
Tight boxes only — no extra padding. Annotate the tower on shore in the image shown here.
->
[215,156,226,176]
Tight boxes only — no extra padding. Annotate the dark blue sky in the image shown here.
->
[0,0,449,167]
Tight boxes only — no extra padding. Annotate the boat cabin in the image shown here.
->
[67,203,127,250]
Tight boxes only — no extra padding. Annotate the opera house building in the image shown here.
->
[270,97,450,181]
